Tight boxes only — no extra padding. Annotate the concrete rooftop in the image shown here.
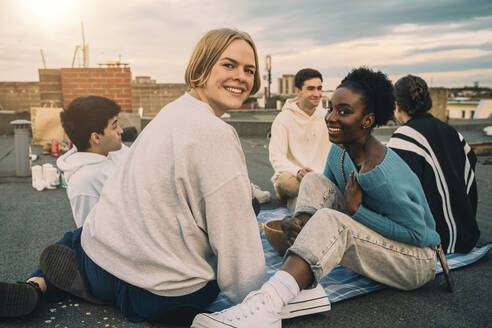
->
[0,134,491,328]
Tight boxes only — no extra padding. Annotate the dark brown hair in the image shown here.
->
[294,68,323,90]
[395,75,432,117]
[60,96,121,151]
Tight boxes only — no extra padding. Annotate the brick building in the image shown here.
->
[132,76,188,117]
[60,67,132,111]
[0,82,40,112]
[36,68,133,112]
[277,74,295,96]
[0,69,187,117]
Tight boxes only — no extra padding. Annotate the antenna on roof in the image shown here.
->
[72,21,90,68]
[81,21,89,67]
[40,49,47,69]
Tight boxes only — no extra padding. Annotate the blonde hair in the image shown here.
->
[185,28,261,95]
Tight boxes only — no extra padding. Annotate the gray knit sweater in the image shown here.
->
[81,93,267,303]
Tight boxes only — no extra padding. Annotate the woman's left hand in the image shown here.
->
[344,171,362,215]
[281,217,303,246]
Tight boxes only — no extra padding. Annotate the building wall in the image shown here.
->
[1,72,187,118]
[474,99,492,119]
[0,111,31,134]
[60,67,132,112]
[38,69,62,108]
[278,74,295,96]
[0,82,40,112]
[448,103,477,119]
[132,77,187,117]
[429,88,448,122]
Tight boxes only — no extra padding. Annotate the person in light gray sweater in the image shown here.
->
[82,91,266,301]
[0,28,266,325]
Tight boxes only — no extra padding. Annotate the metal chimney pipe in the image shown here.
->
[10,119,31,177]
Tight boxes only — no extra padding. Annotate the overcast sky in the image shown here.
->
[1,0,491,91]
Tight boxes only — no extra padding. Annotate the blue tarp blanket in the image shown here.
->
[206,207,492,312]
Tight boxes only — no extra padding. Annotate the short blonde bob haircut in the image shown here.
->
[185,28,261,95]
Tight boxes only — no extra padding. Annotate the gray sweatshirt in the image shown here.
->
[81,93,267,303]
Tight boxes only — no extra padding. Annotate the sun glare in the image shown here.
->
[23,0,77,26]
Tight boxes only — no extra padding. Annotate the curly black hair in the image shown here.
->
[394,75,432,116]
[338,67,395,127]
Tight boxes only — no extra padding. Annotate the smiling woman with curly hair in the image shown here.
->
[193,67,442,328]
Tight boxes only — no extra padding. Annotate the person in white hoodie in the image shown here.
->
[57,133,128,227]
[269,68,331,209]
[57,145,128,227]
[0,28,266,326]
[0,96,128,316]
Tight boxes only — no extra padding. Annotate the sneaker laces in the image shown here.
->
[221,290,276,322]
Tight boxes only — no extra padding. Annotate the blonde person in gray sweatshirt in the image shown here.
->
[0,28,266,326]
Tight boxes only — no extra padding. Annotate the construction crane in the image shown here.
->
[40,49,47,68]
[72,21,89,68]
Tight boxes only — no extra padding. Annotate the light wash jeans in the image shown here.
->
[286,172,437,291]
[273,171,299,211]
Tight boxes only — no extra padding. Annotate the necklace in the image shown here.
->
[341,149,347,186]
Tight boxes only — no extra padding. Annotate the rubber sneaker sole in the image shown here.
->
[280,284,331,319]
[191,286,282,328]
[39,244,102,304]
[0,282,40,317]
[191,313,237,327]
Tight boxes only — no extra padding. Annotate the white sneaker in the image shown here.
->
[251,183,272,204]
[280,284,331,319]
[191,288,281,328]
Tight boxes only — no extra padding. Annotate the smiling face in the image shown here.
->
[325,87,373,146]
[198,39,256,116]
[296,77,322,113]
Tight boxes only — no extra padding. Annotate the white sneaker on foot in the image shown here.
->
[280,284,330,319]
[251,183,272,204]
[191,288,281,328]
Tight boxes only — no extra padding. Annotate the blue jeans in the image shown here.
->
[30,227,220,323]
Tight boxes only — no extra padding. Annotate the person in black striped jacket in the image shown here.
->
[388,74,480,254]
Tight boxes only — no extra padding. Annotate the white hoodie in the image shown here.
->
[56,145,129,227]
[269,98,331,182]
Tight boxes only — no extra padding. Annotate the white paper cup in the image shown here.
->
[46,167,58,189]
[32,165,43,182]
[42,163,53,181]
[33,179,46,191]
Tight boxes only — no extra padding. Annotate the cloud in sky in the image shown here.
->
[0,0,491,90]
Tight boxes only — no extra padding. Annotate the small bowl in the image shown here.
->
[264,219,290,256]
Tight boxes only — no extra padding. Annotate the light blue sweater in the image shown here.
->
[323,145,441,248]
